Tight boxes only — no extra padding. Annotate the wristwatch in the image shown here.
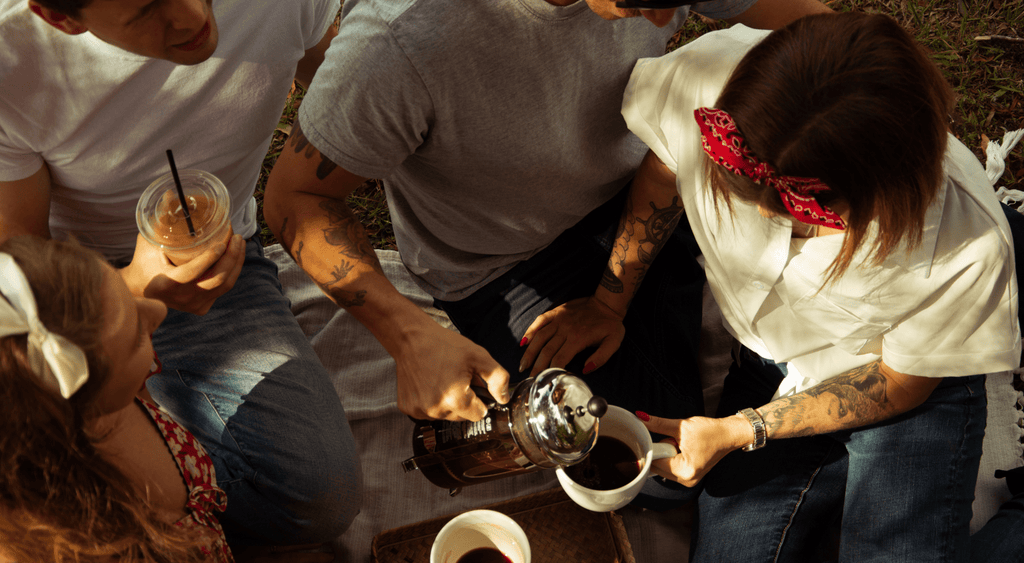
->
[738,408,767,452]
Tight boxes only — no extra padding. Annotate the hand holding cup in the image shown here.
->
[638,411,754,487]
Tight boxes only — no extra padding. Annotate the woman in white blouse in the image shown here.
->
[524,11,1021,562]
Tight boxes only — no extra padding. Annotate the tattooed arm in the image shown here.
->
[519,149,681,376]
[756,359,941,438]
[265,117,510,421]
[640,359,941,486]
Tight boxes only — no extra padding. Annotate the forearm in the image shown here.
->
[727,0,833,30]
[274,193,383,306]
[598,150,682,316]
[757,360,938,440]
[271,191,441,350]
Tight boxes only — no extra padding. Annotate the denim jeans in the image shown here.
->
[693,347,988,563]
[970,487,1024,563]
[434,188,707,422]
[146,238,362,547]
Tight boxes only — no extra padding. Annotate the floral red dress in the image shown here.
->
[140,398,235,563]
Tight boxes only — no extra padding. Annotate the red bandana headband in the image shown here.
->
[694,107,846,230]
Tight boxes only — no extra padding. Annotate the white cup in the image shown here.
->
[555,405,677,512]
[430,509,531,563]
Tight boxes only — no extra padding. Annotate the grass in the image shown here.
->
[255,0,1023,249]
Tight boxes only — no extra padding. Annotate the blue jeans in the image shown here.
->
[693,347,988,563]
[434,188,706,421]
[971,484,1024,563]
[146,239,362,547]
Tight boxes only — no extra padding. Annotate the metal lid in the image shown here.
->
[524,368,607,466]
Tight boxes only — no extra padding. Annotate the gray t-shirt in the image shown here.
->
[300,0,756,299]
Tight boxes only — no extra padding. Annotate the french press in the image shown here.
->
[402,367,608,495]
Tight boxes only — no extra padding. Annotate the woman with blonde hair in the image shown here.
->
[0,236,332,563]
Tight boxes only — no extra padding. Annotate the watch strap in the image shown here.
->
[738,407,767,452]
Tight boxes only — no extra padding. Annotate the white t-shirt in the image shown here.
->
[0,0,338,262]
[299,0,755,300]
[622,25,1021,396]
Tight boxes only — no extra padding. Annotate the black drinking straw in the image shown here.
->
[165,149,197,237]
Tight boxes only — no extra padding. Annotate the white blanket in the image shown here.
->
[266,244,1022,561]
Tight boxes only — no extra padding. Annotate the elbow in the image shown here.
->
[888,374,942,415]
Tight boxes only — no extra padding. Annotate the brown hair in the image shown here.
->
[31,0,91,19]
[0,236,204,562]
[707,12,953,282]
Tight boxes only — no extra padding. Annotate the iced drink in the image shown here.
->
[136,169,231,265]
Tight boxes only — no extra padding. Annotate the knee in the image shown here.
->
[272,432,365,542]
[284,457,364,542]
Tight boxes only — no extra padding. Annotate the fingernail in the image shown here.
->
[583,361,597,374]
[666,437,679,449]
[520,336,529,347]
[518,361,527,373]
[635,411,650,422]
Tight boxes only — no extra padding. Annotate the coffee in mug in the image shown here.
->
[430,510,530,563]
[456,547,513,563]
[556,405,677,512]
[563,435,640,490]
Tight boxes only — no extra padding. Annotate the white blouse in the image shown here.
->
[622,25,1020,396]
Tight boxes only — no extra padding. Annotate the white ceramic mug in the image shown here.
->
[430,509,531,563]
[555,405,677,512]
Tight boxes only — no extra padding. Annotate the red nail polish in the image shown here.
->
[520,336,529,347]
[635,411,650,422]
[583,361,597,374]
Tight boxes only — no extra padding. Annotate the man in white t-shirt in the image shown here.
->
[0,0,362,550]
[263,0,831,435]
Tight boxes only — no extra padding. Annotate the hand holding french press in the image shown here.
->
[392,317,511,422]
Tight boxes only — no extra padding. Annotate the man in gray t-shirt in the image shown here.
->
[265,0,831,423]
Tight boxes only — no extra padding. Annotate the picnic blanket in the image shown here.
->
[265,244,1023,562]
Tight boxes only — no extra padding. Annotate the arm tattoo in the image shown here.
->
[600,196,683,299]
[319,199,379,268]
[316,157,338,180]
[759,360,894,439]
[601,197,635,294]
[600,265,624,294]
[311,200,383,307]
[279,214,309,269]
[294,240,304,268]
[288,119,338,180]
[289,120,315,158]
[314,277,367,307]
[636,196,683,265]
[278,216,291,248]
[308,260,367,307]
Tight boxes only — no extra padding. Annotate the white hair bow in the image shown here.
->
[0,252,89,398]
